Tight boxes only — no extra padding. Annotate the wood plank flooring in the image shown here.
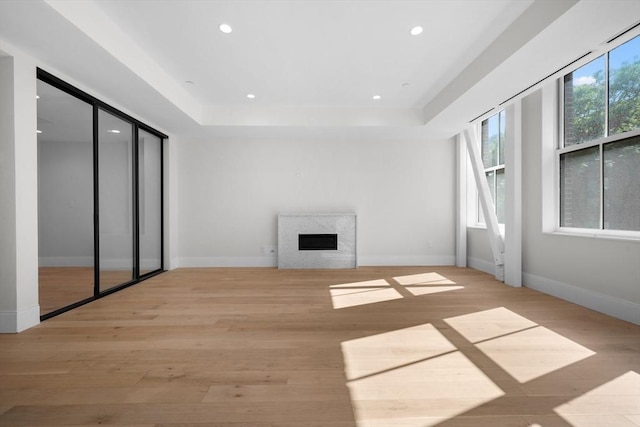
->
[38,267,95,315]
[2,267,639,426]
[39,268,139,316]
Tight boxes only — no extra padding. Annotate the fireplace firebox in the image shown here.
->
[298,234,338,251]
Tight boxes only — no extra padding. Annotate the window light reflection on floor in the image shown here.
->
[444,306,539,343]
[342,323,504,427]
[553,371,640,426]
[329,273,463,309]
[393,272,464,296]
[341,324,457,380]
[339,304,606,426]
[329,279,402,309]
[445,307,596,383]
[393,272,457,286]
[475,325,596,383]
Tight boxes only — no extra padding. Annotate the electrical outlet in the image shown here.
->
[262,245,277,256]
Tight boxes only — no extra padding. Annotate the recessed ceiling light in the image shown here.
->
[36,130,42,134]
[410,26,423,36]
[372,95,381,100]
[107,129,120,134]
[402,82,410,87]
[219,23,232,34]
[185,80,194,85]
[36,95,40,99]
[247,93,256,99]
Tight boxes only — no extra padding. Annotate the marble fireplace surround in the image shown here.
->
[277,213,357,269]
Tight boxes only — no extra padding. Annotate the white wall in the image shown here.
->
[176,132,456,267]
[0,54,40,333]
[467,88,640,324]
[466,227,494,274]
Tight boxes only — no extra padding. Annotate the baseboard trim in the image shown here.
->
[523,272,640,325]
[358,255,455,266]
[0,304,40,333]
[177,257,278,268]
[39,257,160,270]
[39,257,93,267]
[176,255,456,268]
[466,258,639,325]
[467,256,494,275]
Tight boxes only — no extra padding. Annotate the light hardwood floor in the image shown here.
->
[39,268,142,316]
[2,267,639,426]
[38,267,95,315]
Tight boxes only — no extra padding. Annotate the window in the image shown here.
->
[479,110,505,224]
[560,35,640,232]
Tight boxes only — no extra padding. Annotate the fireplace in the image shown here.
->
[298,234,338,251]
[278,214,357,269]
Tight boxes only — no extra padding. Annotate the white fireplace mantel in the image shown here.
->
[277,213,357,269]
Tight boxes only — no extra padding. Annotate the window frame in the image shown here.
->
[556,34,640,238]
[477,110,506,226]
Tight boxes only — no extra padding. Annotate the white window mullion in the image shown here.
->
[604,51,609,139]
[599,143,604,230]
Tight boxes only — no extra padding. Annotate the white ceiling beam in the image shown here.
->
[423,0,578,128]
[44,0,203,124]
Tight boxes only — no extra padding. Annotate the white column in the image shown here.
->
[504,101,522,287]
[455,133,467,267]
[164,135,179,270]
[0,53,40,332]
[464,128,505,281]
[541,82,558,233]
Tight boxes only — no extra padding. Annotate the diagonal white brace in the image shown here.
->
[463,127,505,281]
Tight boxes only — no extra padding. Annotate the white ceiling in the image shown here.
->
[1,0,639,140]
[93,0,530,108]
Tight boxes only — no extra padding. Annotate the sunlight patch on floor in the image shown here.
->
[475,325,596,383]
[446,307,596,383]
[404,285,464,296]
[331,279,393,289]
[393,272,456,286]
[554,371,640,426]
[330,273,463,310]
[444,307,538,343]
[342,324,457,380]
[329,279,402,309]
[393,272,463,297]
[342,323,504,427]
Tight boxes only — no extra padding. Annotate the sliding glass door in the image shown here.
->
[98,109,135,292]
[37,70,166,319]
[139,129,163,276]
[37,80,95,315]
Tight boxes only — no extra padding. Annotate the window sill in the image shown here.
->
[467,224,506,234]
[467,224,487,230]
[545,228,640,242]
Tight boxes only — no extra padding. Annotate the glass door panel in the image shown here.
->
[98,109,134,291]
[139,129,162,275]
[37,80,94,316]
